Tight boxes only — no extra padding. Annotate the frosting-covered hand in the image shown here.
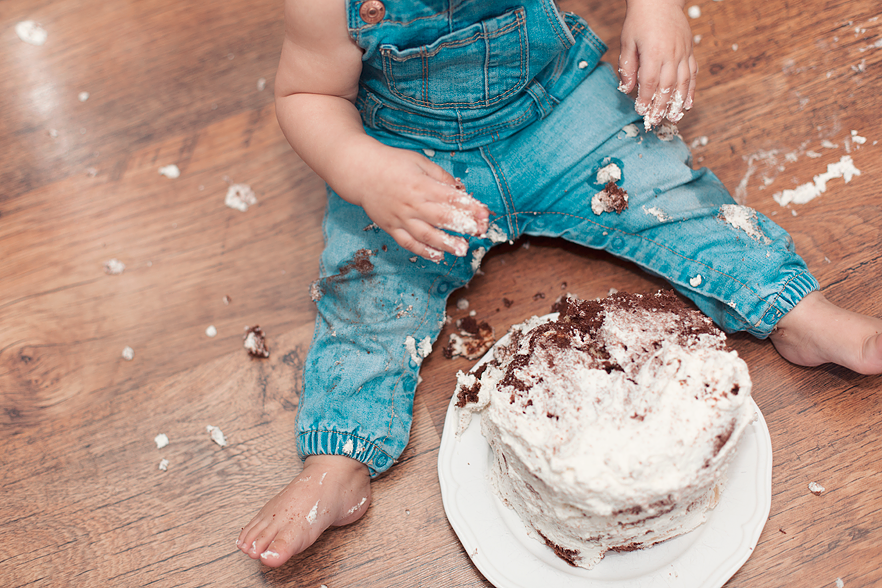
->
[617,0,697,129]
[336,141,489,261]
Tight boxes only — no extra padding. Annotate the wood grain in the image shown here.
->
[1,0,880,586]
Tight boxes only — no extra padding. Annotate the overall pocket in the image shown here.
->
[379,8,528,110]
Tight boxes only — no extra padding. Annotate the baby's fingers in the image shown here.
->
[618,41,639,94]
[391,221,469,262]
[685,54,698,111]
[444,189,489,235]
[665,60,692,123]
[643,62,678,129]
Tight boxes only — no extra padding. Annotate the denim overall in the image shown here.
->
[297,0,818,476]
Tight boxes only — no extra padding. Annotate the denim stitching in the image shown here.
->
[385,13,523,59]
[421,47,428,104]
[481,147,520,235]
[539,0,573,48]
[377,105,535,142]
[380,11,527,109]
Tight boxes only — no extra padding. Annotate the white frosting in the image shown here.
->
[154,433,169,449]
[591,187,628,215]
[224,183,257,212]
[158,164,180,179]
[772,155,861,206]
[595,163,622,184]
[719,204,770,244]
[456,293,753,569]
[207,425,227,447]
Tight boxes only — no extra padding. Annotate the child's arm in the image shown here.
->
[274,0,488,260]
[617,0,697,127]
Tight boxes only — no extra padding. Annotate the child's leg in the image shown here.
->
[482,61,882,374]
[238,184,497,566]
[237,454,371,567]
[769,291,882,375]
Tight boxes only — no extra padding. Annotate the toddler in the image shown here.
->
[237,0,882,568]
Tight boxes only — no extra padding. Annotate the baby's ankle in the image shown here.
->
[303,454,370,478]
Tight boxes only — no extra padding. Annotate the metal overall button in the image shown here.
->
[359,0,385,24]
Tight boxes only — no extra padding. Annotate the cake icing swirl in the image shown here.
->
[454,291,754,569]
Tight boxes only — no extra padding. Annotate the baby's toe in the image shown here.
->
[259,537,298,568]
[240,522,275,560]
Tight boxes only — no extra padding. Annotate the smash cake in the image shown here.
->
[453,290,754,569]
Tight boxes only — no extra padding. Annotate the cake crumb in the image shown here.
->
[205,325,217,337]
[655,121,680,141]
[207,425,228,447]
[622,123,640,138]
[16,21,48,45]
[444,316,495,360]
[836,578,845,588]
[158,164,180,179]
[243,326,270,358]
[122,346,135,361]
[850,130,866,145]
[471,247,487,273]
[456,298,469,310]
[104,258,126,275]
[592,181,629,215]
[687,5,701,18]
[690,274,702,287]
[595,162,622,184]
[718,204,770,243]
[808,481,825,495]
[405,335,433,365]
[772,155,860,206]
[643,206,669,222]
[485,224,509,243]
[158,458,169,471]
[155,433,169,449]
[225,183,257,212]
[257,77,267,91]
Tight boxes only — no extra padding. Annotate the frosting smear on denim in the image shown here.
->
[454,291,754,569]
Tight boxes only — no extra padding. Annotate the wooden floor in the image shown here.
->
[2,0,880,586]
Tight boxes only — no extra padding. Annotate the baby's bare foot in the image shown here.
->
[770,291,882,375]
[237,454,371,568]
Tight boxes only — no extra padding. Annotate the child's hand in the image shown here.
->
[617,0,697,128]
[336,143,490,261]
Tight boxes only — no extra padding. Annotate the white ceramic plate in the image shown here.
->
[438,329,773,588]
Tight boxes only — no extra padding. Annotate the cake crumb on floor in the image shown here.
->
[808,481,825,495]
[104,258,126,275]
[207,425,227,447]
[244,326,270,358]
[225,183,257,212]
